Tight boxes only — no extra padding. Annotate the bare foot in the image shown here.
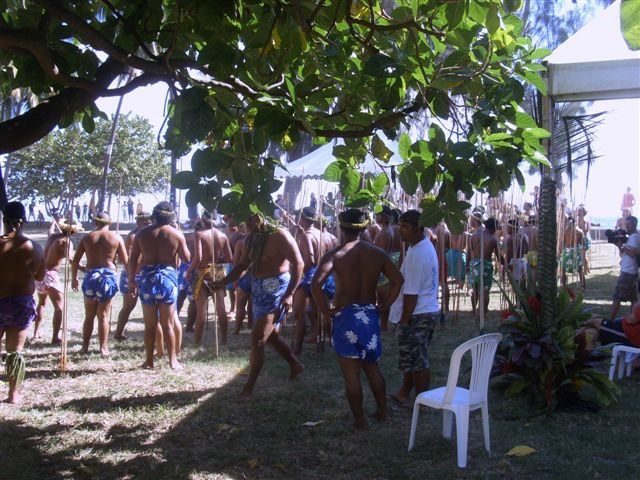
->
[388,392,412,409]
[114,334,127,341]
[140,362,154,370]
[156,351,165,359]
[289,361,304,381]
[5,393,22,404]
[79,347,89,355]
[169,360,183,370]
[352,419,369,431]
[51,337,61,345]
[237,389,253,402]
[100,347,110,357]
[369,411,391,423]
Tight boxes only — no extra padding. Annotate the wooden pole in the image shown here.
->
[59,198,74,373]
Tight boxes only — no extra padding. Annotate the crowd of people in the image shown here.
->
[1,195,638,431]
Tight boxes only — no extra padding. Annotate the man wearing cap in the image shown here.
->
[467,217,500,322]
[72,213,128,356]
[114,212,152,341]
[311,208,403,429]
[33,219,80,343]
[129,202,190,369]
[213,213,304,400]
[187,211,233,347]
[0,202,45,403]
[388,210,440,408]
[292,206,322,356]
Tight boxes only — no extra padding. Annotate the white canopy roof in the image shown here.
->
[275,132,403,179]
[546,0,640,102]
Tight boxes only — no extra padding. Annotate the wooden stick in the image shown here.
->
[210,220,219,358]
[59,199,74,373]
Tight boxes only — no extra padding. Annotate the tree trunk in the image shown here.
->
[537,175,557,328]
[97,94,125,212]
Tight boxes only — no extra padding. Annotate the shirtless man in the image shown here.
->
[311,209,403,430]
[521,215,538,285]
[128,202,190,370]
[560,215,584,289]
[114,212,152,341]
[0,202,45,403]
[504,219,529,288]
[224,215,244,315]
[232,234,253,334]
[445,223,468,291]
[213,213,304,400]
[72,213,128,356]
[32,220,78,343]
[434,222,450,314]
[292,207,322,356]
[467,217,500,322]
[179,221,199,332]
[621,187,635,215]
[576,206,592,274]
[187,211,233,347]
[375,206,397,332]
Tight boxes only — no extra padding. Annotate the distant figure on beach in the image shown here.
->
[621,187,635,215]
[127,197,135,222]
[136,200,143,216]
[27,202,35,221]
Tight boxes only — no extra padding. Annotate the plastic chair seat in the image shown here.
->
[407,333,502,468]
[608,344,640,381]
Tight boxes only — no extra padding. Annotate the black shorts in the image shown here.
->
[599,319,635,347]
[397,312,437,373]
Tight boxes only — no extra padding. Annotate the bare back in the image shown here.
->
[450,232,467,251]
[195,228,232,268]
[469,230,498,261]
[0,232,45,297]
[136,224,188,268]
[81,228,125,270]
[330,241,393,309]
[246,229,300,279]
[43,234,71,271]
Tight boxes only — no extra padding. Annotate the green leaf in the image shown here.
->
[324,161,345,182]
[363,54,403,78]
[526,127,550,139]
[486,5,500,34]
[485,132,512,143]
[621,0,640,50]
[254,105,292,135]
[528,48,552,60]
[517,71,547,95]
[346,190,373,208]
[468,2,488,23]
[420,168,436,193]
[371,134,393,163]
[81,113,95,134]
[372,173,388,195]
[515,111,538,129]
[398,133,412,161]
[445,0,466,28]
[399,165,419,195]
[173,170,200,189]
[340,168,361,197]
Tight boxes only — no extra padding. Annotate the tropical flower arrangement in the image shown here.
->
[493,273,620,413]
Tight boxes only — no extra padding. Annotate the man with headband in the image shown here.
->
[114,211,152,341]
[311,209,403,430]
[187,210,233,347]
[0,202,45,403]
[213,213,304,400]
[33,219,80,343]
[292,206,322,356]
[72,212,127,356]
[129,202,190,369]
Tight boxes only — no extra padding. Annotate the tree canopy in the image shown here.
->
[6,113,169,213]
[0,0,553,225]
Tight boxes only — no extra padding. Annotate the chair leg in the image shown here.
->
[408,403,420,451]
[442,410,453,439]
[618,353,625,379]
[608,352,617,381]
[455,408,470,468]
[481,403,490,452]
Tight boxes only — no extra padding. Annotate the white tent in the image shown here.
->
[275,132,403,179]
[545,0,640,102]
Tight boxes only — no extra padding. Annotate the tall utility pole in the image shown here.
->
[97,95,124,213]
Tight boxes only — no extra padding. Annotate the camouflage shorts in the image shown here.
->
[397,312,438,373]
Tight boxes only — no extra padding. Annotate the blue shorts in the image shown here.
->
[0,295,36,330]
[323,273,336,300]
[177,262,191,293]
[297,266,317,294]
[331,303,382,363]
[82,268,118,302]
[445,249,466,283]
[119,270,129,295]
[226,264,235,290]
[238,273,252,294]
[136,264,178,306]
[251,273,290,325]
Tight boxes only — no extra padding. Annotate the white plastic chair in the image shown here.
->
[608,344,640,381]
[407,333,502,468]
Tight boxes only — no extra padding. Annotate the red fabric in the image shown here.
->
[622,319,640,348]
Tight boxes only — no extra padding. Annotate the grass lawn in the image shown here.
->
[1,241,639,480]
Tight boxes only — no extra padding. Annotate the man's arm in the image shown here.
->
[222,236,233,264]
[127,237,141,293]
[186,232,202,280]
[31,241,46,282]
[281,231,304,309]
[116,236,129,267]
[622,233,639,258]
[311,251,335,317]
[215,236,251,287]
[380,256,404,312]
[71,240,85,291]
[177,232,191,265]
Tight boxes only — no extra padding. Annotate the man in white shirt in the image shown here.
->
[610,215,639,319]
[389,210,440,408]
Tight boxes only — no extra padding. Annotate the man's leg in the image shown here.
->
[49,290,64,344]
[228,288,236,314]
[362,361,389,422]
[159,303,181,369]
[32,293,47,340]
[411,368,431,396]
[266,324,304,380]
[81,297,99,354]
[186,301,196,332]
[234,289,249,334]
[482,288,490,317]
[194,289,209,346]
[336,356,367,429]
[610,299,621,320]
[141,304,159,368]
[377,285,390,332]
[292,288,308,356]
[176,290,187,316]
[214,288,228,345]
[390,372,414,407]
[114,294,137,340]
[173,309,182,354]
[96,300,112,356]
[4,326,28,404]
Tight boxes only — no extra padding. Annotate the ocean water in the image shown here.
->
[590,216,619,229]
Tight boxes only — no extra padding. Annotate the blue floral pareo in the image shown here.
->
[82,268,118,302]
[136,264,178,305]
[251,273,290,324]
[331,303,382,363]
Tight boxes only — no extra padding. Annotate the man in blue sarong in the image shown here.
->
[72,213,128,356]
[214,213,304,400]
[128,202,190,370]
[0,202,45,404]
[311,209,403,430]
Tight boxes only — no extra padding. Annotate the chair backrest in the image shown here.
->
[443,333,502,405]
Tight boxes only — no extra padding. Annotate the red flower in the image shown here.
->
[501,309,515,320]
[527,296,542,315]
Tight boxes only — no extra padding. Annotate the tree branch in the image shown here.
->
[102,73,168,97]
